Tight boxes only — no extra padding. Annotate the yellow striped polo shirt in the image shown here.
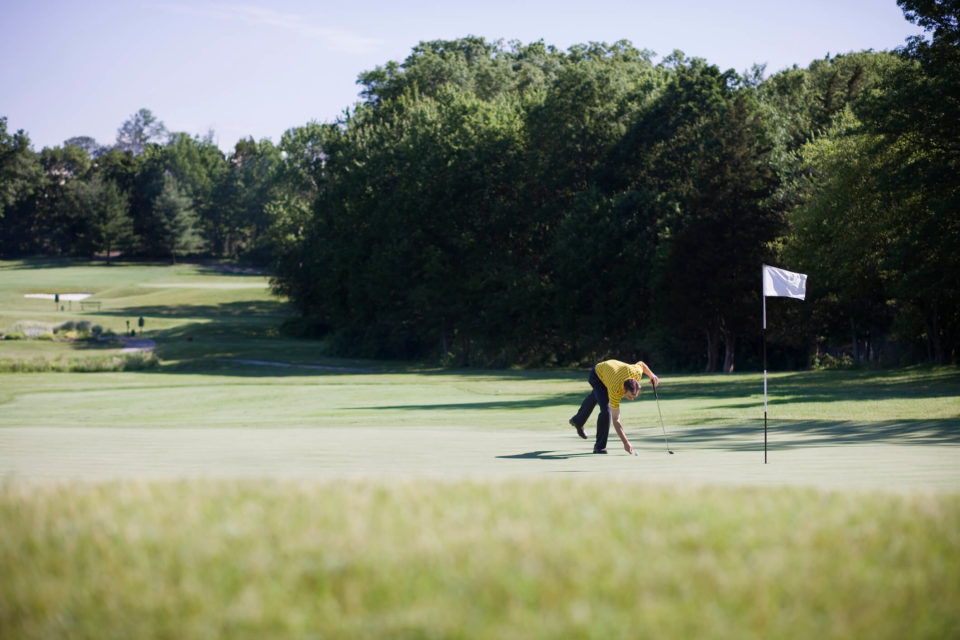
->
[596,359,647,409]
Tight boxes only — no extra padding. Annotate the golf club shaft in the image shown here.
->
[653,385,672,453]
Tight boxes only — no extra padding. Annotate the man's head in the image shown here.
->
[624,378,640,400]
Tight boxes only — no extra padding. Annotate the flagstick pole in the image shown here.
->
[762,280,768,465]
[763,325,768,465]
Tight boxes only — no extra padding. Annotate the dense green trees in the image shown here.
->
[783,0,960,365]
[864,0,960,364]
[2,0,957,367]
[0,111,278,263]
[71,175,132,263]
[0,118,41,222]
[271,42,791,367]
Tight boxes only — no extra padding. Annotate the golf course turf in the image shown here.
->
[2,260,958,638]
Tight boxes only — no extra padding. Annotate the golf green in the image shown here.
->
[1,368,957,492]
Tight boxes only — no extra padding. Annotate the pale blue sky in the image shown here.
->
[2,0,923,152]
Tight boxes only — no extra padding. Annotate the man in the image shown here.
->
[569,359,659,454]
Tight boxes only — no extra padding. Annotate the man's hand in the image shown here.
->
[639,361,659,389]
[612,410,632,454]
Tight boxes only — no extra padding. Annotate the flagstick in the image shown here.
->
[761,264,807,465]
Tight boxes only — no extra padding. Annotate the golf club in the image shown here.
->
[653,384,674,454]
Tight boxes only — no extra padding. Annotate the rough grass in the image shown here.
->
[2,479,958,640]
[0,352,158,373]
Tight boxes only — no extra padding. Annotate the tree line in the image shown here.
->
[0,108,285,265]
[1,0,956,369]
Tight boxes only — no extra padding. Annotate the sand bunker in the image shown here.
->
[24,293,93,301]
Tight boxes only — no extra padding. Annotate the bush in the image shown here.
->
[0,357,54,373]
[52,320,100,340]
[812,352,855,371]
[14,321,55,338]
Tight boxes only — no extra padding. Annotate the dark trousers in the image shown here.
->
[571,367,610,451]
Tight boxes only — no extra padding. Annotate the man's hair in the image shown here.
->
[624,379,640,394]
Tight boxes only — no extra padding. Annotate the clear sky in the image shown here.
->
[2,0,923,153]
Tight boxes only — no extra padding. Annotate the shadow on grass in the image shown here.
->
[190,264,268,277]
[492,419,960,462]
[122,319,589,379]
[97,300,289,319]
[72,339,133,351]
[496,450,598,460]
[0,257,174,270]
[659,368,960,404]
[364,393,586,412]
[0,258,72,270]
[663,418,960,450]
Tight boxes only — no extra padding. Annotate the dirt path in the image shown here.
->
[117,337,156,353]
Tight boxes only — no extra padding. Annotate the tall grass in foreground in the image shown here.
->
[2,479,957,639]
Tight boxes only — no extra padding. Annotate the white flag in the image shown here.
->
[763,265,807,300]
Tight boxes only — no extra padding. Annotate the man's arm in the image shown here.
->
[611,407,633,454]
[638,361,659,388]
